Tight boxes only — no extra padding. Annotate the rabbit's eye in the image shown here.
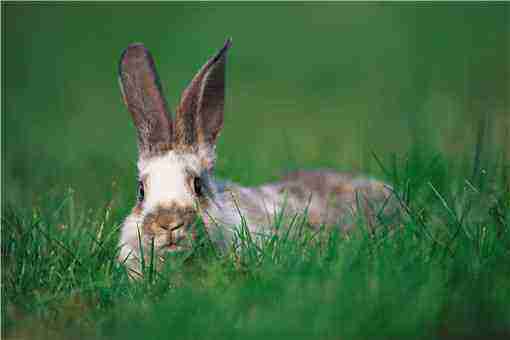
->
[193,177,203,197]
[137,181,145,202]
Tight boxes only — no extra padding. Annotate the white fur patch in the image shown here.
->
[138,151,202,213]
[118,212,143,266]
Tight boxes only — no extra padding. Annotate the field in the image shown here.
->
[2,3,510,339]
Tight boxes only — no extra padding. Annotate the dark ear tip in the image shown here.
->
[210,38,232,64]
[223,37,233,50]
[127,42,146,50]
[220,37,232,55]
[120,43,148,63]
[118,43,155,79]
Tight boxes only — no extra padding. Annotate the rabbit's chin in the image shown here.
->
[161,242,191,253]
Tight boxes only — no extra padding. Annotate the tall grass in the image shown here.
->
[2,148,509,339]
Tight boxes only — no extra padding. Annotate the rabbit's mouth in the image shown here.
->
[158,224,192,252]
[162,235,191,252]
[163,243,187,252]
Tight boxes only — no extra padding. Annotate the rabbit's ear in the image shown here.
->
[175,38,231,148]
[119,43,173,156]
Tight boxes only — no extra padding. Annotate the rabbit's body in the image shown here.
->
[202,170,394,248]
[116,40,398,277]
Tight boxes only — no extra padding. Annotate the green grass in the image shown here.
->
[2,148,510,339]
[2,3,510,339]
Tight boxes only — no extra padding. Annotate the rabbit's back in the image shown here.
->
[273,170,398,229]
[206,169,400,239]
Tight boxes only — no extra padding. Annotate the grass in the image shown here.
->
[2,147,509,339]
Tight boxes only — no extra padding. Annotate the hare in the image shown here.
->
[117,39,398,276]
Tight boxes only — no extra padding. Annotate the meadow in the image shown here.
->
[2,3,509,339]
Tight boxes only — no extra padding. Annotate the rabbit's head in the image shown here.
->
[118,39,231,255]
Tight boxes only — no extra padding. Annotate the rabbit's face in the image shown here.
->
[133,148,214,252]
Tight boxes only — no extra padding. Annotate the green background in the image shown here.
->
[2,4,510,339]
[3,2,509,208]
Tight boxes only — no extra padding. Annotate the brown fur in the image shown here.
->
[142,203,197,238]
[118,44,173,157]
[120,40,231,157]
[174,39,230,148]
[273,170,398,230]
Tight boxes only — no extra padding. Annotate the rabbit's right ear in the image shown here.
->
[174,39,231,149]
[119,44,173,157]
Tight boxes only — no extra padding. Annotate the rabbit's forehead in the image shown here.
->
[138,151,202,176]
[137,151,202,209]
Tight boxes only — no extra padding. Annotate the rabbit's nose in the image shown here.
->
[159,223,184,231]
[144,205,196,235]
[153,212,178,228]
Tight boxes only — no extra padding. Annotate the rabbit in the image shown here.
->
[117,39,399,277]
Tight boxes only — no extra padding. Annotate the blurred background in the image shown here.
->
[3,3,509,210]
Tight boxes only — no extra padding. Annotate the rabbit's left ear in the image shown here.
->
[175,38,231,148]
[119,43,173,156]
